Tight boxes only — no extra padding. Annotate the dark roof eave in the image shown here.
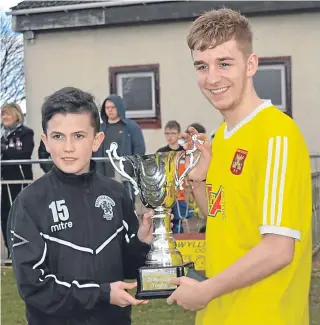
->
[9,0,178,15]
[10,1,320,33]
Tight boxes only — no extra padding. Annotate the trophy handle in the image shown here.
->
[175,135,204,190]
[105,142,140,196]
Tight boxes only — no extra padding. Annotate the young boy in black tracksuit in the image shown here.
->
[7,87,153,325]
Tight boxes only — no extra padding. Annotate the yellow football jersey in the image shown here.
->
[196,101,312,325]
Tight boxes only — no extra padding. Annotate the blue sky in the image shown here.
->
[1,0,25,112]
[0,0,20,12]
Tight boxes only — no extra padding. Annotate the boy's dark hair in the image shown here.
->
[187,123,206,134]
[41,87,100,134]
[165,120,181,133]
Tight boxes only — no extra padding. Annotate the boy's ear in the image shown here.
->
[40,133,50,154]
[92,131,105,152]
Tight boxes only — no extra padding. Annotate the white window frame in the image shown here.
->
[256,64,286,111]
[116,71,156,119]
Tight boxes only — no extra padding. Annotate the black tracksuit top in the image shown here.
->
[8,161,150,325]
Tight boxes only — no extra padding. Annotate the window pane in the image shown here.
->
[253,69,283,106]
[121,76,153,112]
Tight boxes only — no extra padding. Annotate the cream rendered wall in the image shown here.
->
[23,12,320,178]
[250,12,320,156]
[24,21,222,162]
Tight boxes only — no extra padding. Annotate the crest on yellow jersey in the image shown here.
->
[230,148,248,175]
[207,185,224,218]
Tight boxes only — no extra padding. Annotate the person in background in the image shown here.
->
[157,120,184,153]
[157,121,192,233]
[179,123,206,147]
[187,123,206,135]
[38,139,53,173]
[7,87,152,325]
[1,102,34,258]
[185,123,207,233]
[94,94,145,203]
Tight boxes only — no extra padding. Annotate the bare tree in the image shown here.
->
[0,12,25,106]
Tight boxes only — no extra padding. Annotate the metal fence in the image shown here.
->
[2,155,320,255]
[311,155,320,254]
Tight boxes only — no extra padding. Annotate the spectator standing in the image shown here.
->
[1,102,34,258]
[94,94,146,202]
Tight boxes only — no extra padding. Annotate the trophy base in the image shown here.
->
[135,262,195,300]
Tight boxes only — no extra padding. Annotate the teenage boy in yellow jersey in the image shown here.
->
[167,8,312,325]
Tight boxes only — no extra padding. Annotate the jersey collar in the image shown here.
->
[52,160,96,184]
[224,100,272,139]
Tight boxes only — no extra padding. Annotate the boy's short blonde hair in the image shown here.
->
[187,8,253,55]
[1,102,24,124]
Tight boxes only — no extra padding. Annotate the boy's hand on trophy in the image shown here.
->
[137,209,154,245]
[182,126,211,181]
[110,281,149,307]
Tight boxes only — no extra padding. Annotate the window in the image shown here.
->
[253,57,292,116]
[109,64,161,129]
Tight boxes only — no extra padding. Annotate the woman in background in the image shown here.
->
[1,102,34,258]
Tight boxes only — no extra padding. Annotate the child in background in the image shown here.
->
[157,120,193,233]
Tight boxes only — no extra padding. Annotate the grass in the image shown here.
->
[1,268,26,325]
[1,267,320,325]
[0,268,194,325]
[311,268,320,325]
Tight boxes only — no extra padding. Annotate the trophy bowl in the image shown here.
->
[106,141,201,299]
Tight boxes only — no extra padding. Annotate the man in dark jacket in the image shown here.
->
[7,87,152,325]
[94,95,146,202]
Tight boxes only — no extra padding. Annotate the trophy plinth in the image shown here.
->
[136,206,194,299]
[106,144,202,299]
[136,262,194,299]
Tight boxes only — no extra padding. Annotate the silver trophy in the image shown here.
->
[106,136,202,299]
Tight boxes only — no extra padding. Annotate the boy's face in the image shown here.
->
[192,39,258,112]
[164,128,180,146]
[41,113,104,175]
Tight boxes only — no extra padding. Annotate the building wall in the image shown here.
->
[23,12,320,177]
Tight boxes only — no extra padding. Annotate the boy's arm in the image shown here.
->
[168,233,295,308]
[8,196,111,316]
[202,234,294,301]
[121,188,150,279]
